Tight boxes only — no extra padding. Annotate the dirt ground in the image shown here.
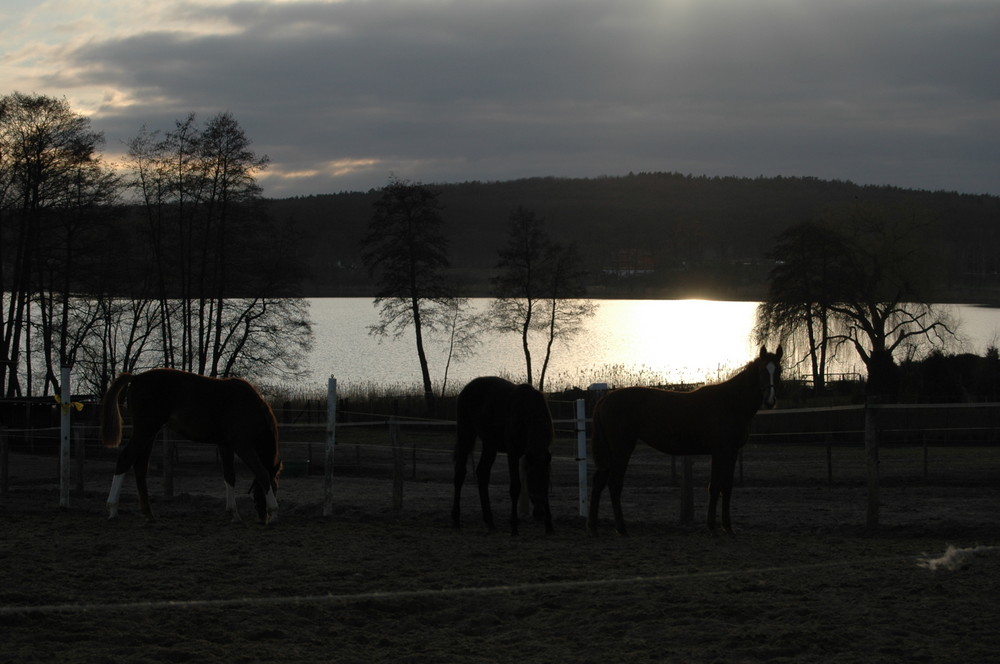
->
[1,443,998,664]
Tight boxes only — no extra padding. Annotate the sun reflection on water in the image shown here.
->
[557,299,760,387]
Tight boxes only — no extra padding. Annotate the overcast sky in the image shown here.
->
[3,0,998,198]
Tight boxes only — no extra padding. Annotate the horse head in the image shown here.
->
[757,345,783,409]
[250,459,281,524]
[511,383,554,531]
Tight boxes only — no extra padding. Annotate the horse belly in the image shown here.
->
[166,409,223,444]
[642,434,709,456]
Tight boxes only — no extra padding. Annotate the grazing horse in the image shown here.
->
[452,376,554,535]
[101,369,282,524]
[587,346,782,537]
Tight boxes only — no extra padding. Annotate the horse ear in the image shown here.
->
[760,345,783,361]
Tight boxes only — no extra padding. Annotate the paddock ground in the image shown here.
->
[1,446,998,663]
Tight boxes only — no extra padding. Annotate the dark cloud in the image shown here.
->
[48,0,1000,197]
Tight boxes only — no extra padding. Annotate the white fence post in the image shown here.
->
[323,376,338,517]
[575,398,588,517]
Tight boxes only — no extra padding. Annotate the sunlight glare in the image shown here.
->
[590,299,759,384]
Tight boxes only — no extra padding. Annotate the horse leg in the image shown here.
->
[608,467,630,537]
[219,446,241,522]
[451,433,473,529]
[507,453,522,536]
[132,437,156,520]
[587,468,609,536]
[107,429,156,519]
[518,457,531,517]
[719,456,738,536]
[707,456,737,536]
[475,445,498,532]
[108,436,146,518]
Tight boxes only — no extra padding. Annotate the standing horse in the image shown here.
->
[587,346,782,537]
[452,376,554,535]
[101,369,282,524]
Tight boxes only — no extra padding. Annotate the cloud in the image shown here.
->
[5,0,999,197]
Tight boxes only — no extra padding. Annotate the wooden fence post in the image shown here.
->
[922,433,929,483]
[390,416,403,511]
[826,433,833,485]
[864,397,880,530]
[59,366,71,508]
[575,399,588,517]
[324,376,337,517]
[1,426,8,496]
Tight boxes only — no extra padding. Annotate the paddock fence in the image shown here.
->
[2,389,999,525]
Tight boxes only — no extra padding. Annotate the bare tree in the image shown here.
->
[537,243,596,391]
[755,221,850,392]
[0,92,119,395]
[362,178,451,407]
[490,207,550,385]
[757,203,957,398]
[436,298,485,398]
[115,112,309,389]
[490,207,596,389]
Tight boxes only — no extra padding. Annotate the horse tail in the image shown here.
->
[100,373,134,448]
[266,400,282,487]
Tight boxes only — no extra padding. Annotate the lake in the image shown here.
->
[303,298,1000,394]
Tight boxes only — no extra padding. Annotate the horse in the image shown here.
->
[100,368,282,524]
[587,345,783,537]
[452,376,554,536]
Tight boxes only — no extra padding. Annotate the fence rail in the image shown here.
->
[3,398,1000,528]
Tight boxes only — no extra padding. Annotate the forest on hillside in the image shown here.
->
[268,172,1000,301]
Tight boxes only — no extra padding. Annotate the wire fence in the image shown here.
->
[3,400,999,504]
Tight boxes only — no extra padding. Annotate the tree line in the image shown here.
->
[271,172,1000,301]
[361,178,595,409]
[0,93,310,398]
[3,92,991,405]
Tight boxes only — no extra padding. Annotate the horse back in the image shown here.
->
[507,383,554,456]
[456,377,516,450]
[128,369,276,450]
[594,386,747,459]
[456,377,552,456]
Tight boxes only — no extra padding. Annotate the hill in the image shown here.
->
[267,172,1000,301]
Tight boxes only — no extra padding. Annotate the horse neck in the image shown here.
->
[728,361,765,415]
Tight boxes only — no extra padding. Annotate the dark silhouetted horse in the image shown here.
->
[452,376,554,535]
[101,369,282,524]
[588,346,782,537]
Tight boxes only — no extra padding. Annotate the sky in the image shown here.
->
[2,0,998,199]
